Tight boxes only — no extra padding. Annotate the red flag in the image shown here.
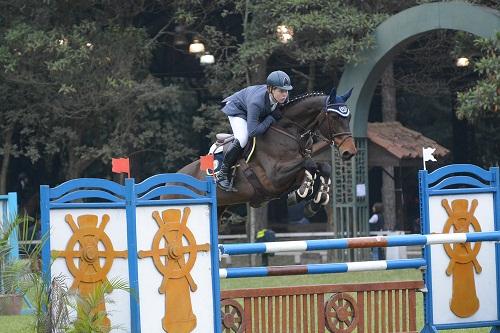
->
[199,154,214,172]
[112,158,130,178]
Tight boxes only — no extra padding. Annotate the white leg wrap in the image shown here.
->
[314,176,331,205]
[297,170,315,198]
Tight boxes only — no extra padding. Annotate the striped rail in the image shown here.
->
[221,280,423,333]
[219,231,500,279]
[220,231,500,255]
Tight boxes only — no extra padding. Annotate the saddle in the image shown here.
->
[206,133,256,175]
[207,134,294,207]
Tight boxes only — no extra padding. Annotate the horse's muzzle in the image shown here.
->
[341,150,356,160]
[334,135,357,161]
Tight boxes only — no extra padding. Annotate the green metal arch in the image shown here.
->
[338,1,500,137]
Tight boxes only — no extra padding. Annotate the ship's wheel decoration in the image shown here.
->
[442,198,482,318]
[221,299,245,333]
[52,214,128,327]
[325,293,358,333]
[138,207,210,333]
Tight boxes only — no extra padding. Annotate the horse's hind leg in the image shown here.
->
[217,206,230,233]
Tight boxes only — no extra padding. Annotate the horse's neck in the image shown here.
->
[281,96,325,131]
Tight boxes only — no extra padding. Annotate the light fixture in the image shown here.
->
[276,25,293,44]
[456,57,470,67]
[200,53,215,65]
[189,39,205,54]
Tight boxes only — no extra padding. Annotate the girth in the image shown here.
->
[239,159,304,208]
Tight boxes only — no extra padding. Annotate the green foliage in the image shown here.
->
[0,215,30,295]
[456,32,500,120]
[0,1,202,182]
[190,0,384,144]
[65,278,130,333]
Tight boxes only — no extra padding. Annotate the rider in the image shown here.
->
[217,70,293,191]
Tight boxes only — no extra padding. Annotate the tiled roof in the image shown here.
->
[367,121,450,160]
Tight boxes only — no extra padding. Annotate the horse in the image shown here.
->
[178,87,357,211]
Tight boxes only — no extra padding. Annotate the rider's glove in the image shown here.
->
[271,109,282,121]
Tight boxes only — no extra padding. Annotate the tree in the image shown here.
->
[455,32,500,165]
[192,0,384,140]
[456,33,500,120]
[0,1,201,188]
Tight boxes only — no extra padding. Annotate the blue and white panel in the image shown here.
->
[136,204,215,333]
[49,208,131,332]
[428,193,498,325]
[0,193,19,261]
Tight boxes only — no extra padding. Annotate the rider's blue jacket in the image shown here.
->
[221,85,276,137]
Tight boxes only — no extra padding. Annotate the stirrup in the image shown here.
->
[216,171,237,192]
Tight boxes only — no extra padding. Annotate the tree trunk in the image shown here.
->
[308,63,316,92]
[0,127,14,195]
[381,62,397,122]
[381,62,397,230]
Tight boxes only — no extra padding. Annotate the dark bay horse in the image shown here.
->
[178,88,357,207]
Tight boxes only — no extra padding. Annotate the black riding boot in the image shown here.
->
[218,139,243,191]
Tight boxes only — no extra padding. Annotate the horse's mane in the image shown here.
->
[282,92,325,109]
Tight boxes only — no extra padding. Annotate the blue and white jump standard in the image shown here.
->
[41,174,222,333]
[419,164,500,333]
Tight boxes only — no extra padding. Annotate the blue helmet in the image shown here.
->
[266,71,293,90]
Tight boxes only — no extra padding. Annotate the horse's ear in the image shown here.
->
[328,88,337,104]
[340,88,353,102]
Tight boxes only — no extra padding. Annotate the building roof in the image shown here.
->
[367,121,450,164]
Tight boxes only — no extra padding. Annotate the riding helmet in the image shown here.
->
[266,71,293,90]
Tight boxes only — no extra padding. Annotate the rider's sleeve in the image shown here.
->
[247,102,275,137]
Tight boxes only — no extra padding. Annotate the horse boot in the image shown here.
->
[217,139,243,191]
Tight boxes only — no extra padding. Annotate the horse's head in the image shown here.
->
[317,88,357,160]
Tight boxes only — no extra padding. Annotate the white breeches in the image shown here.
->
[228,116,248,148]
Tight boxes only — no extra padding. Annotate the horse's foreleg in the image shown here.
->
[302,162,332,218]
[287,170,315,205]
[312,162,332,205]
[286,159,318,206]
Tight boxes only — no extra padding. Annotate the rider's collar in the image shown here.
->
[269,94,278,110]
[326,103,350,117]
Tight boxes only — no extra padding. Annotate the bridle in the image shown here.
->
[270,97,353,157]
[317,101,353,149]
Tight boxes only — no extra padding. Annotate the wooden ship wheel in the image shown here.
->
[138,207,210,333]
[52,214,128,327]
[325,293,358,333]
[221,299,245,333]
[441,198,482,317]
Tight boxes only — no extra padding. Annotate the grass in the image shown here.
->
[0,315,32,333]
[0,269,492,332]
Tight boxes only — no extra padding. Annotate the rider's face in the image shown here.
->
[271,88,289,104]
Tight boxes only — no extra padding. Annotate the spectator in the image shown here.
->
[256,228,276,266]
[369,202,385,260]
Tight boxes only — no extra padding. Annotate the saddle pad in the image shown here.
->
[205,137,256,176]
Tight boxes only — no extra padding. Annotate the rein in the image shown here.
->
[269,125,314,157]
